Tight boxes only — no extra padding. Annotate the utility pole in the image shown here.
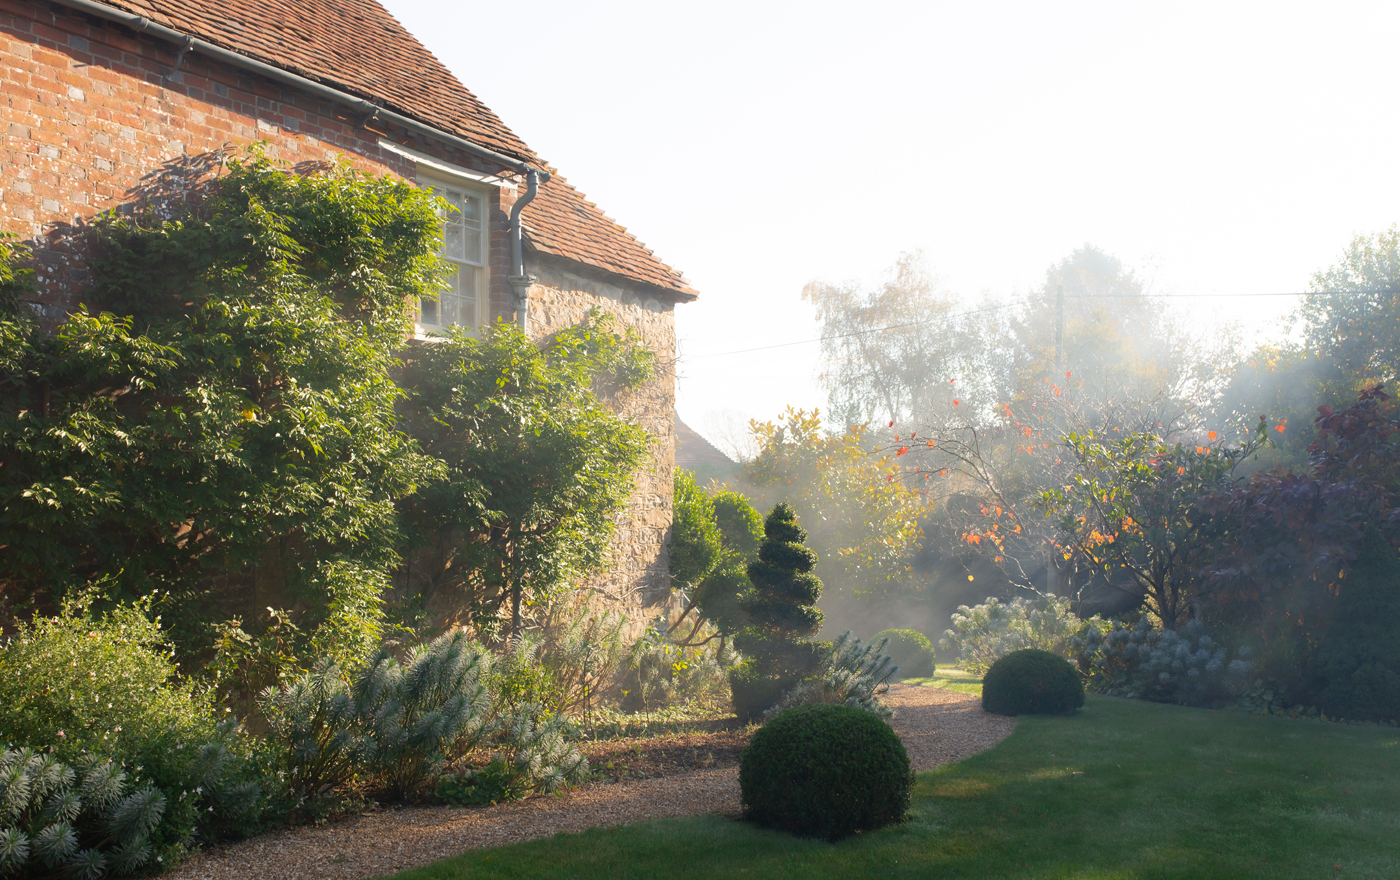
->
[1055,283,1064,370]
[1048,282,1065,598]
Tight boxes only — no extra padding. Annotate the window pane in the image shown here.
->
[420,294,439,326]
[459,192,481,222]
[463,229,482,264]
[439,290,461,327]
[444,222,465,260]
[458,265,479,305]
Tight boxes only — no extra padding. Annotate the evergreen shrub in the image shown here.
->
[941,596,1091,673]
[739,703,912,841]
[982,649,1085,716]
[872,629,935,679]
[1072,617,1257,707]
[0,596,264,861]
[1311,527,1400,722]
[0,748,165,878]
[730,504,826,720]
[261,630,588,810]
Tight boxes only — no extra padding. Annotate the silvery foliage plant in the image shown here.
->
[940,595,1090,673]
[0,749,164,879]
[1073,617,1256,707]
[765,632,898,720]
[261,629,588,807]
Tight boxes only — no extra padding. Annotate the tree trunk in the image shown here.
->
[510,580,522,637]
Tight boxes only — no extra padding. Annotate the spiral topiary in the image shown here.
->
[872,628,936,679]
[730,503,826,720]
[982,648,1084,716]
[739,703,912,841]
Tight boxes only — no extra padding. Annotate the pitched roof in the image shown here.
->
[675,415,737,474]
[526,173,698,298]
[89,0,696,299]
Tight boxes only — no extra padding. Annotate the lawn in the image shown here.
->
[904,664,985,696]
[382,693,1399,880]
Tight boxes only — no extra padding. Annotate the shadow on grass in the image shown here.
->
[383,697,1400,880]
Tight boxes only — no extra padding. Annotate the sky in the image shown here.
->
[382,0,1400,455]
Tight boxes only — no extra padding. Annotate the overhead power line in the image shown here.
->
[685,289,1390,359]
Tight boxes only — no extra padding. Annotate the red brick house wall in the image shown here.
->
[0,0,531,324]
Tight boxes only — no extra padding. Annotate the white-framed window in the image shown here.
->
[418,177,487,334]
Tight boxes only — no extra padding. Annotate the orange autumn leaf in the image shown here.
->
[1208,431,1217,440]
[1197,446,1206,453]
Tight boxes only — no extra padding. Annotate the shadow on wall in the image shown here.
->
[21,148,331,325]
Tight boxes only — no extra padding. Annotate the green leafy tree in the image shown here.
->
[803,251,994,429]
[668,481,764,647]
[0,153,443,656]
[1036,428,1264,628]
[694,490,765,639]
[669,469,722,591]
[0,232,35,314]
[729,503,826,720]
[1303,225,1400,388]
[396,313,653,636]
[744,408,926,601]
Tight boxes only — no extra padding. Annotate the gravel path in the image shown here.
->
[171,684,1014,880]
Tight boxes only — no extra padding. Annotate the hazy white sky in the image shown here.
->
[383,0,1400,448]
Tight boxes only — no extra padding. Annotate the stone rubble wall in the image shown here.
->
[525,257,680,626]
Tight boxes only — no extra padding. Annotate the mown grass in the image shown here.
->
[903,664,985,696]
[384,694,1399,880]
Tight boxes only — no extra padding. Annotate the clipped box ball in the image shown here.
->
[982,648,1084,716]
[740,703,912,841]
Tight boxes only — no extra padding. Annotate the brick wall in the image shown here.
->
[1,0,679,625]
[0,1,531,323]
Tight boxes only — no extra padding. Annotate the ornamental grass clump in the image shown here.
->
[982,648,1085,716]
[739,703,912,841]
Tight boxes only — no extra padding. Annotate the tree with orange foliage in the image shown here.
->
[1036,425,1268,628]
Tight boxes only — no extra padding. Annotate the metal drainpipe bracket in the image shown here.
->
[508,274,535,329]
[508,274,535,303]
[167,34,194,75]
